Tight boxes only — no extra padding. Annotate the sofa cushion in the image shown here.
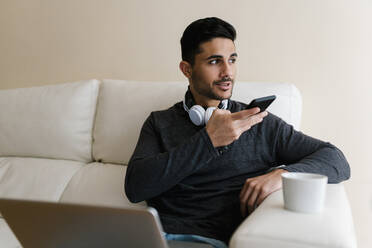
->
[93,80,189,164]
[0,157,83,201]
[60,162,146,208]
[0,80,99,162]
[93,80,302,164]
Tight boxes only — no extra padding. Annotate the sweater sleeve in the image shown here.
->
[273,117,350,183]
[124,113,220,203]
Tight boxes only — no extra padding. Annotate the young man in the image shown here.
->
[125,17,350,248]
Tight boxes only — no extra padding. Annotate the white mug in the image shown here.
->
[281,172,328,213]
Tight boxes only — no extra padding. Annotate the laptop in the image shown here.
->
[0,198,212,248]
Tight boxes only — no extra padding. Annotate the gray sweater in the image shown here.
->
[125,99,350,243]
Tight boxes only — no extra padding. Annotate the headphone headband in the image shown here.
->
[182,99,228,113]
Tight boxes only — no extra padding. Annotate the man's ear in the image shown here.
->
[179,61,192,79]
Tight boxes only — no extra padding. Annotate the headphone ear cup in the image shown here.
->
[204,107,217,125]
[189,105,206,126]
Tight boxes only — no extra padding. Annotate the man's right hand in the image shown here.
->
[206,107,268,147]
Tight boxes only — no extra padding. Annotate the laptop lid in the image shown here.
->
[0,198,169,248]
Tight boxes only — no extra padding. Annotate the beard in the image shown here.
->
[191,75,234,101]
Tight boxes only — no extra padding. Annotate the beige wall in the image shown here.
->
[1,0,371,246]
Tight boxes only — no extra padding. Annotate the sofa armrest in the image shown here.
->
[229,184,357,248]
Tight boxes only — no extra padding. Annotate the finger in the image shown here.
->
[239,178,250,199]
[259,110,268,117]
[240,199,246,218]
[216,109,231,114]
[247,187,260,215]
[210,108,230,117]
[248,111,267,124]
[256,190,269,207]
[240,183,253,217]
[238,110,267,125]
[256,181,282,206]
[239,184,248,217]
[231,108,260,120]
[236,111,267,132]
[207,109,231,126]
[255,110,268,119]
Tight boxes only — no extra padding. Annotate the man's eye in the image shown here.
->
[229,58,237,63]
[209,59,218,65]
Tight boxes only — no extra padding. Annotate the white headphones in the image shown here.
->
[183,99,228,126]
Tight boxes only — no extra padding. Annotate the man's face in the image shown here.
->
[189,37,237,103]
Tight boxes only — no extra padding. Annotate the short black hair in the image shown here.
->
[180,17,236,65]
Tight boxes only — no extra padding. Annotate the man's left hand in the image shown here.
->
[239,169,286,217]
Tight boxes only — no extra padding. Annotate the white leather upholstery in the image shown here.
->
[60,162,146,208]
[0,80,99,162]
[92,80,302,165]
[93,79,189,164]
[230,184,357,248]
[0,157,83,201]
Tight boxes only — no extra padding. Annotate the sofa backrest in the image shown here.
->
[92,80,302,165]
[0,80,99,162]
[92,80,189,165]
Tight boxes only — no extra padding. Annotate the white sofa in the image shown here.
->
[0,79,356,247]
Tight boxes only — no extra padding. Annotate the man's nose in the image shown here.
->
[220,61,233,79]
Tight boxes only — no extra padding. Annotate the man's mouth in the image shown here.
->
[214,80,232,91]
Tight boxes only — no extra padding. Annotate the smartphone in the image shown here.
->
[245,95,276,112]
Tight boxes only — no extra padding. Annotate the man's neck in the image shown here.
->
[190,89,220,108]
